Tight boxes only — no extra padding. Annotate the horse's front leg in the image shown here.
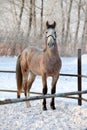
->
[50,75,59,110]
[42,74,47,110]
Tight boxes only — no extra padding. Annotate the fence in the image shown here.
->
[0,49,87,105]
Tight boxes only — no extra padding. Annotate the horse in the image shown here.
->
[16,21,62,110]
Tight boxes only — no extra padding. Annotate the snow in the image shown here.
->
[0,102,87,130]
[0,55,87,130]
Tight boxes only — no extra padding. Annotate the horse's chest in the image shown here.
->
[46,59,59,75]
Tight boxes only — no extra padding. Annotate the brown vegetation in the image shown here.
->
[0,43,21,56]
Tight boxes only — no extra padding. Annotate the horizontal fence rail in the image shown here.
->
[0,89,87,102]
[0,70,87,78]
[0,89,42,95]
[0,90,87,105]
[0,70,16,73]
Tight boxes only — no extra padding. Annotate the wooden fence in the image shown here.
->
[0,90,87,105]
[0,49,87,105]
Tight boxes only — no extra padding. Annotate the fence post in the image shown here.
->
[78,49,82,105]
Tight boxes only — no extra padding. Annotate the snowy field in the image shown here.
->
[0,55,87,130]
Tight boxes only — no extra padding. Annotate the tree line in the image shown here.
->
[0,0,87,56]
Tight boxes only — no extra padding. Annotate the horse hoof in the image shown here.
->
[51,106,56,110]
[43,107,47,111]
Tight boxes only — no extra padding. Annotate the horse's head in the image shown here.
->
[46,21,57,49]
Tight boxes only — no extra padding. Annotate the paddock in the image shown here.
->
[0,49,87,105]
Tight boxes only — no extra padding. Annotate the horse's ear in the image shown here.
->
[46,21,49,28]
[54,21,56,28]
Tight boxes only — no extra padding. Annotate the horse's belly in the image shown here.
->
[29,61,41,75]
[30,67,41,75]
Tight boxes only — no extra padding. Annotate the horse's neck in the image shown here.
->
[46,44,59,57]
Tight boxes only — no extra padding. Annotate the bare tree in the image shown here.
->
[81,2,87,52]
[65,0,73,45]
[74,0,81,53]
[32,0,36,35]
[18,0,25,30]
[61,0,65,55]
[27,0,36,37]
[40,0,43,36]
[27,0,32,36]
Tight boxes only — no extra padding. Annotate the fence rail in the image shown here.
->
[0,90,87,105]
[0,89,42,95]
[0,70,87,78]
[0,70,15,73]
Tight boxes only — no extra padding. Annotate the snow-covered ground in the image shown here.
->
[0,55,87,130]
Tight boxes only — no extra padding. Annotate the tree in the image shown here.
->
[40,0,43,36]
[32,0,36,35]
[61,0,65,55]
[27,0,32,36]
[65,0,73,46]
[81,2,87,53]
[74,0,81,53]
[18,0,25,30]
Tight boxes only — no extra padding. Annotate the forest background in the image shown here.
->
[0,0,87,56]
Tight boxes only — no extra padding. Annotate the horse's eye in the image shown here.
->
[46,31,48,34]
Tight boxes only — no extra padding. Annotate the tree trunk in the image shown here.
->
[74,0,81,54]
[18,0,25,30]
[81,4,87,53]
[65,0,73,45]
[27,0,33,36]
[32,0,36,35]
[40,0,43,36]
[61,0,65,56]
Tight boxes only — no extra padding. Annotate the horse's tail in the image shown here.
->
[16,55,22,98]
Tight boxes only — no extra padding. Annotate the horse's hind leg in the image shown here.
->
[42,74,47,110]
[17,90,21,98]
[23,74,28,97]
[50,75,59,110]
[22,71,29,107]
